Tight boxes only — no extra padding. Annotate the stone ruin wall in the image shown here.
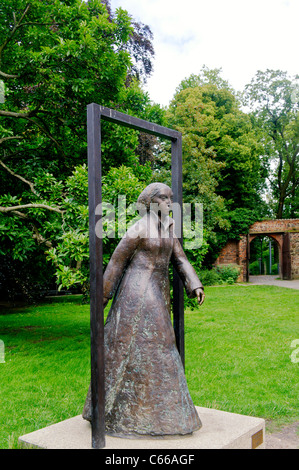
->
[214,219,299,282]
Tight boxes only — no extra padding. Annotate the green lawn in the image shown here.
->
[0,285,298,449]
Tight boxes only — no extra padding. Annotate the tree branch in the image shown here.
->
[0,159,38,196]
[0,70,18,79]
[0,204,64,214]
[0,110,63,151]
[0,4,59,77]
[0,4,31,58]
[32,224,53,248]
[0,109,31,118]
[0,135,23,145]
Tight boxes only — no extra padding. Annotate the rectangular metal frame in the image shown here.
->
[87,104,184,449]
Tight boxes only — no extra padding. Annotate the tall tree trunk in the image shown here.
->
[276,194,285,219]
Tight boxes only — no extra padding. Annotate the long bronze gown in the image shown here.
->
[83,211,203,437]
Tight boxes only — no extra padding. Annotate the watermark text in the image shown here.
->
[290,339,299,363]
[94,197,203,249]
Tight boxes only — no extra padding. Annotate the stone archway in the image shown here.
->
[248,234,281,277]
[215,219,299,282]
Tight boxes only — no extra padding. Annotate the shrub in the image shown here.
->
[249,260,260,275]
[271,263,279,274]
[199,269,222,286]
[215,264,240,283]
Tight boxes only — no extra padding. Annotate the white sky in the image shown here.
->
[110,0,299,107]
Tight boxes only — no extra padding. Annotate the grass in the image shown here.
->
[185,285,299,425]
[0,286,298,449]
[0,295,91,449]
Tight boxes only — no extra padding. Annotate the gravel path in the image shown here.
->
[249,275,299,290]
[266,422,299,449]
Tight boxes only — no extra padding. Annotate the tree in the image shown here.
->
[0,0,135,171]
[100,0,155,84]
[170,68,268,211]
[175,65,234,95]
[45,164,150,297]
[0,0,164,300]
[244,69,299,219]
[166,68,269,265]
[165,85,228,266]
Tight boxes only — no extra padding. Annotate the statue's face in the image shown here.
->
[151,187,173,216]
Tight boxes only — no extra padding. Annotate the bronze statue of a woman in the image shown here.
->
[83,183,205,438]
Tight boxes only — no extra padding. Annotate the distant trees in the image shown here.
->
[165,67,298,265]
[166,67,269,264]
[244,69,299,219]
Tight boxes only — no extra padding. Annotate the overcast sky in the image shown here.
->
[110,0,298,107]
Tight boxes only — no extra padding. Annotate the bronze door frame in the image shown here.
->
[87,104,183,448]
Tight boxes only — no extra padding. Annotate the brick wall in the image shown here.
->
[215,219,299,281]
[290,232,299,279]
[215,240,239,265]
[249,219,299,234]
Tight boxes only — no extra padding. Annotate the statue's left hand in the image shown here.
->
[195,287,205,306]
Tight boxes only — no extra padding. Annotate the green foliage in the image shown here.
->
[249,260,260,275]
[1,7,296,300]
[0,0,165,299]
[0,0,134,172]
[198,269,222,286]
[214,264,240,283]
[169,71,268,212]
[0,161,152,299]
[243,69,299,218]
[44,164,150,294]
[166,68,268,267]
[176,65,235,95]
[207,207,265,267]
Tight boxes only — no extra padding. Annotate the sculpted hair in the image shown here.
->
[137,183,172,212]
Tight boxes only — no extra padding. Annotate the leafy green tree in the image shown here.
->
[166,68,269,265]
[0,162,150,299]
[244,69,299,218]
[176,65,234,95]
[0,0,164,300]
[169,69,268,211]
[164,93,227,266]
[45,164,149,296]
[0,0,134,172]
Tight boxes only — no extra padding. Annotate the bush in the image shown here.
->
[271,263,279,275]
[199,269,222,286]
[215,264,240,283]
[183,264,240,310]
[249,260,260,275]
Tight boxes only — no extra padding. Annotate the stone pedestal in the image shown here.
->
[19,406,265,449]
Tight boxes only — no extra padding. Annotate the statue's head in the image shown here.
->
[137,183,173,215]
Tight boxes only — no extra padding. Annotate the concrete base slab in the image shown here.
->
[19,407,265,449]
